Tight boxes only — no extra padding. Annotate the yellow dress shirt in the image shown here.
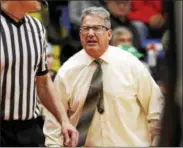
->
[43,46,164,147]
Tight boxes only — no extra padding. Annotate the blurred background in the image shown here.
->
[29,0,182,146]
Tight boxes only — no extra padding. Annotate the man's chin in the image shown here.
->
[86,44,98,49]
[86,46,98,52]
[85,47,99,57]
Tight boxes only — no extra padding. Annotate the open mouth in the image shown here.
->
[87,40,97,45]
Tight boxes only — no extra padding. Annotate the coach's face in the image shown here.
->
[80,15,112,58]
[18,1,41,12]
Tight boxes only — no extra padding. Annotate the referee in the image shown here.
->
[0,0,78,147]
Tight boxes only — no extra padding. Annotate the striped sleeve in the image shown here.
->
[36,25,48,76]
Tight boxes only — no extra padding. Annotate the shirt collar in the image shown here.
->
[83,46,113,66]
[0,10,26,27]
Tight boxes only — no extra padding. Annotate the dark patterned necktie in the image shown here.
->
[76,59,104,147]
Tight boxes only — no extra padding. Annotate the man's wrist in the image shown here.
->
[59,115,70,125]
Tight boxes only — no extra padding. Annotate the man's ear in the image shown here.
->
[108,29,113,41]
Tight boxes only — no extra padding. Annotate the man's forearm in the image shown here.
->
[36,74,69,125]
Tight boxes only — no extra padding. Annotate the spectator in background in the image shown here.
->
[110,26,133,46]
[128,0,166,41]
[104,0,142,50]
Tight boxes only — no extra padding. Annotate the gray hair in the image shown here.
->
[81,6,111,29]
[112,26,132,37]
[111,27,132,42]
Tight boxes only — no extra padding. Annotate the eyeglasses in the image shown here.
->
[80,25,109,34]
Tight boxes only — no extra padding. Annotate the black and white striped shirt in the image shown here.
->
[0,10,48,120]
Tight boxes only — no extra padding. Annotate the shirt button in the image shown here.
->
[98,108,104,114]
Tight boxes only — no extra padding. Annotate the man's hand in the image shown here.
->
[62,122,79,147]
[148,120,161,146]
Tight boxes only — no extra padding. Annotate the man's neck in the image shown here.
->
[1,3,25,22]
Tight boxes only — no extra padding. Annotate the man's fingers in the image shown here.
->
[149,120,161,139]
[63,130,70,146]
[62,124,79,147]
[70,130,79,147]
[71,131,76,146]
[151,129,160,137]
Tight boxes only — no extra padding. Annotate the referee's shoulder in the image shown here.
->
[25,14,45,33]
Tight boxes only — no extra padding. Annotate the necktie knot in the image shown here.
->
[94,58,102,65]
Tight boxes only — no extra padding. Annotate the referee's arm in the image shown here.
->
[35,32,70,126]
[36,73,69,125]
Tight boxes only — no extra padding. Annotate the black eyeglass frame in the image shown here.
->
[80,25,110,34]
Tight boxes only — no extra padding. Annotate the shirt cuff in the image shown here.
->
[147,113,161,121]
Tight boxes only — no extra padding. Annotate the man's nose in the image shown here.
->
[88,29,95,36]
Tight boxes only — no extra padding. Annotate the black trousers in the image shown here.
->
[0,117,45,147]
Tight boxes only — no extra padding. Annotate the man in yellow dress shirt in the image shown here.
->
[43,6,164,147]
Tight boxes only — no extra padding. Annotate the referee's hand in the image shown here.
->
[62,122,79,147]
